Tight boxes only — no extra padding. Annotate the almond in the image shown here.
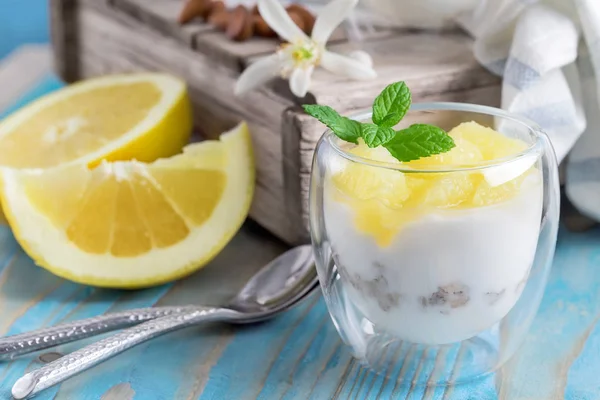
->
[254,15,276,37]
[286,4,315,34]
[227,5,254,42]
[178,0,211,24]
[207,0,225,17]
[208,9,230,31]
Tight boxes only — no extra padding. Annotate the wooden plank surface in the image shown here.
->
[113,0,279,71]
[50,0,79,82]
[310,33,501,112]
[113,0,214,45]
[111,0,357,73]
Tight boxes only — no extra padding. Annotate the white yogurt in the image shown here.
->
[324,174,543,345]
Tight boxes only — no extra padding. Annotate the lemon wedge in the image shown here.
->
[0,123,254,288]
[0,73,192,168]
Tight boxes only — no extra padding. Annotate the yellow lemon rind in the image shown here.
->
[0,123,254,289]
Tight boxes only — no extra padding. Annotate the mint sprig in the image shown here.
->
[372,82,411,128]
[302,81,455,162]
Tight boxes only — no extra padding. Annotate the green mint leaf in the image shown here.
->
[372,82,411,128]
[378,113,401,128]
[360,124,395,148]
[384,124,455,162]
[303,104,361,144]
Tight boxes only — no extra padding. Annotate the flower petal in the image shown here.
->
[289,66,314,97]
[321,50,377,80]
[258,0,309,43]
[348,50,373,68]
[312,0,359,44]
[235,54,281,96]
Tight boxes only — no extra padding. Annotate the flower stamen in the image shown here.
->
[278,40,321,72]
[293,47,314,62]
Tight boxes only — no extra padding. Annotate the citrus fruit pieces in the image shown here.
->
[0,73,193,168]
[332,121,530,211]
[0,123,254,288]
[329,122,533,246]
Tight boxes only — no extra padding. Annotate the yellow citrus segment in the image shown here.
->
[472,174,527,206]
[448,121,527,160]
[347,198,415,247]
[22,168,90,228]
[406,137,484,168]
[0,73,192,169]
[330,121,534,246]
[420,172,478,208]
[149,169,225,226]
[128,174,190,249]
[110,180,153,257]
[332,161,409,209]
[65,176,118,254]
[0,122,254,288]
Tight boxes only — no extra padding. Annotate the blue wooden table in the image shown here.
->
[2,44,600,400]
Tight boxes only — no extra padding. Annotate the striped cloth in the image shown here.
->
[458,0,600,221]
[360,0,600,222]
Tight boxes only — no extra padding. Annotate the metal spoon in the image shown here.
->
[0,245,315,361]
[11,245,318,399]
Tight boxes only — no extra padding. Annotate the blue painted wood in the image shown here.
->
[0,0,49,59]
[1,67,600,400]
[0,74,63,119]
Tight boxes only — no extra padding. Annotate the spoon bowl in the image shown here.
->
[227,244,316,315]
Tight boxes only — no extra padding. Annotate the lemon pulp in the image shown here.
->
[331,122,531,246]
[0,73,193,168]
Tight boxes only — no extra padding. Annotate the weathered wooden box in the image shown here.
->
[50,0,500,244]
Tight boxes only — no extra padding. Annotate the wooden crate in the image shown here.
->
[50,0,500,244]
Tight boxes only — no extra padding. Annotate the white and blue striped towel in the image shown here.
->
[359,0,600,221]
[460,0,600,220]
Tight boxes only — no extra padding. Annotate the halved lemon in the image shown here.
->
[0,73,192,168]
[0,123,254,288]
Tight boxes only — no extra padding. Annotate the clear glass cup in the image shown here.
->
[309,103,559,386]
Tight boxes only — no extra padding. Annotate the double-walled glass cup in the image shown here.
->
[310,103,559,386]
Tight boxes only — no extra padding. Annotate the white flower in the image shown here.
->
[234,0,377,98]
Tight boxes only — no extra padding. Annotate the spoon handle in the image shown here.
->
[12,307,235,399]
[0,305,199,360]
